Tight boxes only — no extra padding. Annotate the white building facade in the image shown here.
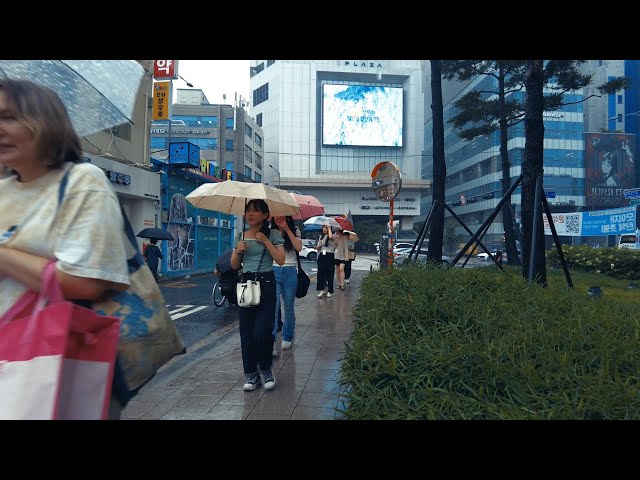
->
[249,60,429,227]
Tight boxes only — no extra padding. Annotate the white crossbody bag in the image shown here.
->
[236,247,266,308]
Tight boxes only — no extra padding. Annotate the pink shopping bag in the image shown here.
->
[0,261,120,420]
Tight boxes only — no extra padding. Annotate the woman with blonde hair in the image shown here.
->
[0,79,130,418]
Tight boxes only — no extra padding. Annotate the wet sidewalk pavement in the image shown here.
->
[122,268,368,420]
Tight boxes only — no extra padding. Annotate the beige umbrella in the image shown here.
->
[185,180,300,217]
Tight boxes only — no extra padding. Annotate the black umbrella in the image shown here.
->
[136,228,175,242]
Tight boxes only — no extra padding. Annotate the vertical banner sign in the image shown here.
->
[153,60,179,80]
[153,81,170,121]
[585,132,636,209]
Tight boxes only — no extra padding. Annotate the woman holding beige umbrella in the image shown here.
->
[186,181,300,392]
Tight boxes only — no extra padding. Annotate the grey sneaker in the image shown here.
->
[243,374,261,391]
[262,370,276,390]
[282,340,293,350]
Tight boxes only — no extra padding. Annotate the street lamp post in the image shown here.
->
[268,164,281,188]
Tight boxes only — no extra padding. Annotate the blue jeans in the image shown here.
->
[273,265,298,342]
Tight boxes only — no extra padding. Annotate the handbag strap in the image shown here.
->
[0,261,62,328]
[255,246,267,273]
[295,249,302,271]
[58,162,145,274]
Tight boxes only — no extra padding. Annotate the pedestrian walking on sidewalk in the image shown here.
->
[270,216,302,351]
[315,224,335,298]
[0,79,131,419]
[333,230,348,290]
[344,231,357,284]
[231,199,285,391]
[143,239,163,282]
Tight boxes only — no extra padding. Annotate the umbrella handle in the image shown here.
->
[242,199,246,240]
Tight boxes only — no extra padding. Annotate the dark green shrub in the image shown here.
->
[339,264,640,419]
[547,245,640,280]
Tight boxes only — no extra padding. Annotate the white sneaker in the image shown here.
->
[345,279,350,284]
[327,292,332,298]
[282,340,293,350]
[243,375,261,391]
[263,371,276,391]
[317,291,325,298]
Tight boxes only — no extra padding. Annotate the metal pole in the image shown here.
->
[541,194,573,288]
[444,203,503,270]
[452,173,524,266]
[528,175,543,282]
[406,202,434,264]
[167,79,173,154]
[388,198,395,268]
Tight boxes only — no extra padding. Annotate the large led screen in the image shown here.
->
[322,84,403,147]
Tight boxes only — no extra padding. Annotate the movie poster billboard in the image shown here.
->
[585,132,635,209]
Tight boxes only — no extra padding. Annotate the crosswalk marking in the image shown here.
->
[168,305,194,314]
[166,305,209,320]
[170,305,209,320]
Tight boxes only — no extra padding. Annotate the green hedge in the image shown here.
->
[547,245,640,281]
[339,264,640,419]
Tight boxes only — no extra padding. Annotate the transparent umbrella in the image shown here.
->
[0,60,145,136]
[303,215,341,230]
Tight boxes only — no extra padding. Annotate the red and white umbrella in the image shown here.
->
[332,216,353,231]
[289,193,325,220]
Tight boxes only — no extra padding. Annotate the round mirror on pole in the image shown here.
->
[371,162,402,268]
[371,161,402,202]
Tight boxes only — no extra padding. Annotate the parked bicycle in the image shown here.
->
[212,275,227,307]
[211,266,239,308]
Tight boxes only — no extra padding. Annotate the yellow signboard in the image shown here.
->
[152,81,171,121]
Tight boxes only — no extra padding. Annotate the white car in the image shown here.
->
[393,242,417,253]
[476,251,495,261]
[301,239,316,249]
[299,245,317,261]
[395,247,452,266]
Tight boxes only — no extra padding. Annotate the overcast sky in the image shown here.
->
[173,60,250,106]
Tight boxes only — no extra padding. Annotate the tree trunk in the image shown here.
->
[498,63,520,266]
[521,60,547,286]
[429,60,446,262]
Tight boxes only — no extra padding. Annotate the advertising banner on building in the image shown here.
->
[585,132,635,209]
[543,205,636,237]
[152,81,171,121]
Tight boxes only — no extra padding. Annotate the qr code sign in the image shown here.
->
[565,214,580,234]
